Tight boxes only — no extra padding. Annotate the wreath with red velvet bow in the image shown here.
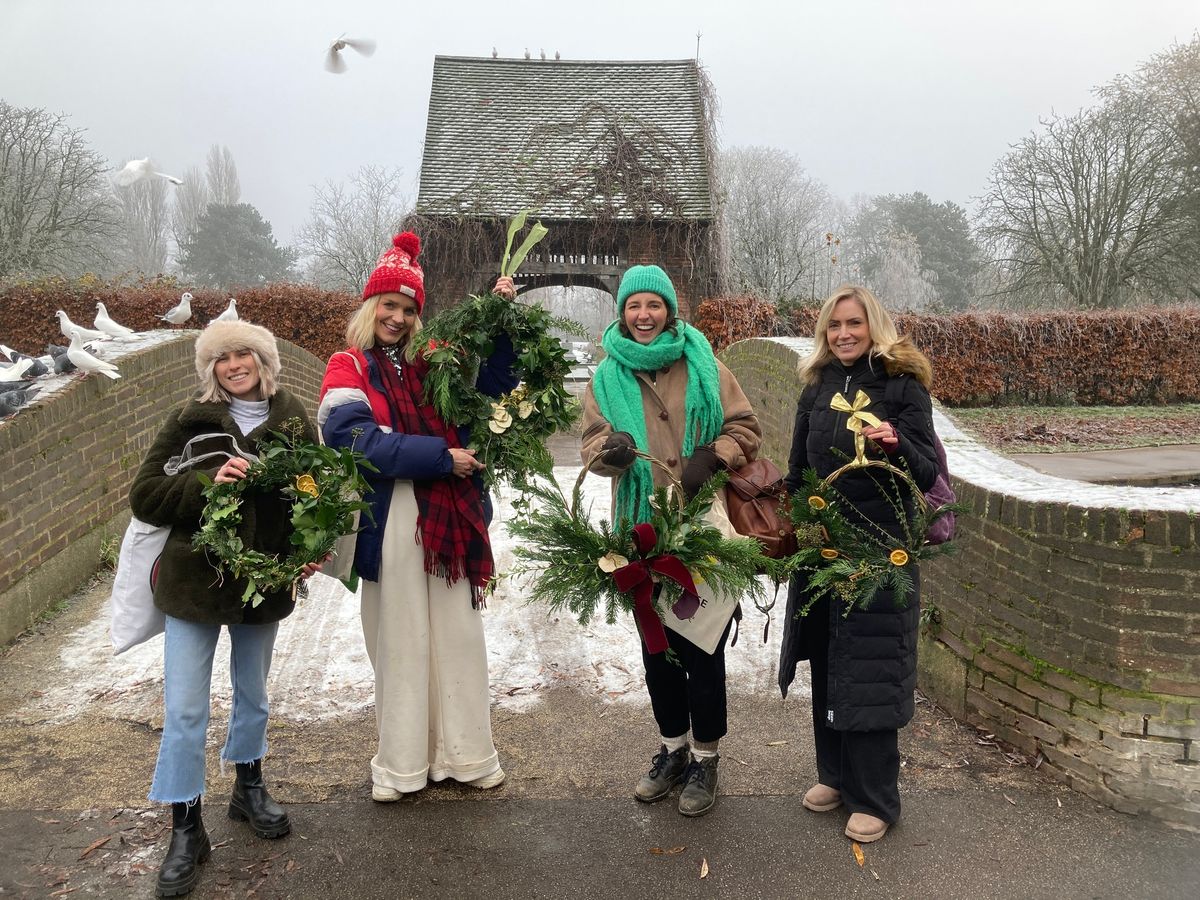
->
[507,452,788,652]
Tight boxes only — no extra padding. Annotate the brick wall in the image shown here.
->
[0,331,327,644]
[721,336,1200,833]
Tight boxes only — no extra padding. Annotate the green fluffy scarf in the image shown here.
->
[593,321,724,525]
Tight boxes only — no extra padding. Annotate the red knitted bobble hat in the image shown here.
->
[362,232,425,311]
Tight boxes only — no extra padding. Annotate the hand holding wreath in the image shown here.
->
[193,419,376,608]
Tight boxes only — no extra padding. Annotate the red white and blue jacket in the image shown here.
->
[317,337,517,582]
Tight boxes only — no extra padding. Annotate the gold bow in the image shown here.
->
[830,390,882,465]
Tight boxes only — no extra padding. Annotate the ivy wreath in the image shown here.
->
[193,419,374,607]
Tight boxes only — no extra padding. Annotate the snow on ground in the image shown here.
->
[21,467,791,725]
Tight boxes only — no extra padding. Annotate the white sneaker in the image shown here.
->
[467,767,505,789]
[372,784,401,802]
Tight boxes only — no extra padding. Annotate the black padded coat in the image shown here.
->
[777,354,939,731]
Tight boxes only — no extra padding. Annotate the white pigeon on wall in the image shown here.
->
[0,357,34,383]
[112,158,183,187]
[214,298,239,322]
[159,292,193,325]
[67,329,120,380]
[94,302,136,338]
[56,310,109,344]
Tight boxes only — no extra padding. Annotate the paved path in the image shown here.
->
[1009,443,1200,485]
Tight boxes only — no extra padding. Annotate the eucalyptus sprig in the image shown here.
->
[193,420,376,608]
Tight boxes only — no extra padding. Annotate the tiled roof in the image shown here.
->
[417,56,714,222]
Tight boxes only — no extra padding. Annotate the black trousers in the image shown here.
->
[808,626,902,824]
[641,622,731,744]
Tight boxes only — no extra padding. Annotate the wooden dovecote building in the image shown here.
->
[411,55,721,318]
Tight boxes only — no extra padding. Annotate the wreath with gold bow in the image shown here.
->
[418,214,583,488]
[507,452,791,651]
[789,389,961,615]
[193,420,375,607]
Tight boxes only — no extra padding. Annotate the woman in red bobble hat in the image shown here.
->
[318,232,518,801]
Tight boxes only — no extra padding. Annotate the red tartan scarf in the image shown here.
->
[369,346,493,605]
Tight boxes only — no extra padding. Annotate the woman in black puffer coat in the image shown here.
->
[778,285,939,845]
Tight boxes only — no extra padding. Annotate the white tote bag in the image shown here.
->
[109,432,257,654]
[662,499,741,655]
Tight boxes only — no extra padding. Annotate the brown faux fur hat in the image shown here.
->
[193,320,281,384]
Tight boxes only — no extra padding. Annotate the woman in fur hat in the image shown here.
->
[779,285,940,845]
[130,319,318,898]
[579,264,762,818]
[318,232,518,802]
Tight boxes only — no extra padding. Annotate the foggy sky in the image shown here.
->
[2,0,1196,247]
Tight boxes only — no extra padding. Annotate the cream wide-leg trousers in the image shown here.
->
[360,481,500,792]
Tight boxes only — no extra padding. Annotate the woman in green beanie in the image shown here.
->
[580,264,762,817]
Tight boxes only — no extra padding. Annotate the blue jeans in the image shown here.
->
[148,615,279,804]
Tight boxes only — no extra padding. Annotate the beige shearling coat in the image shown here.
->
[580,356,762,514]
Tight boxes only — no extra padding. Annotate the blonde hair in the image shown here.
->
[345,295,423,357]
[799,285,931,388]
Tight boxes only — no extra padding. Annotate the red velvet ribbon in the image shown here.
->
[611,523,701,654]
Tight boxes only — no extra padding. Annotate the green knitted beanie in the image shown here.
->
[616,264,677,315]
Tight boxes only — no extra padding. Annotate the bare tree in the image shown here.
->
[114,169,171,273]
[1101,35,1200,299]
[205,144,241,206]
[980,95,1187,308]
[718,146,830,304]
[872,232,939,311]
[171,164,209,253]
[296,166,410,291]
[0,101,119,278]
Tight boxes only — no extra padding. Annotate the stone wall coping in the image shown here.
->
[760,336,1200,513]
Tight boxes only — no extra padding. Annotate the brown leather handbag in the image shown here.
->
[723,458,797,560]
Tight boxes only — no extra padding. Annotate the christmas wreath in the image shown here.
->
[193,419,375,608]
[418,213,582,488]
[508,452,790,652]
[788,390,962,616]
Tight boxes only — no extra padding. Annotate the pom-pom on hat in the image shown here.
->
[363,232,425,311]
[615,264,677,315]
[194,320,281,383]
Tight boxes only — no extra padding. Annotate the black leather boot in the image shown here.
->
[156,798,210,898]
[229,759,291,839]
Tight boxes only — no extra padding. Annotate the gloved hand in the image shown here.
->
[681,445,722,500]
[600,432,637,470]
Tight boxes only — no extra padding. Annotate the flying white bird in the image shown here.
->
[214,298,239,322]
[68,329,121,380]
[325,35,376,73]
[56,310,110,344]
[0,357,34,383]
[112,158,183,187]
[159,292,193,325]
[94,302,136,338]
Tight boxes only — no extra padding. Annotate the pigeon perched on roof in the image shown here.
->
[94,302,136,338]
[159,292,193,325]
[68,329,120,380]
[56,310,109,344]
[112,158,183,187]
[0,357,34,382]
[214,298,239,322]
[325,35,376,73]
